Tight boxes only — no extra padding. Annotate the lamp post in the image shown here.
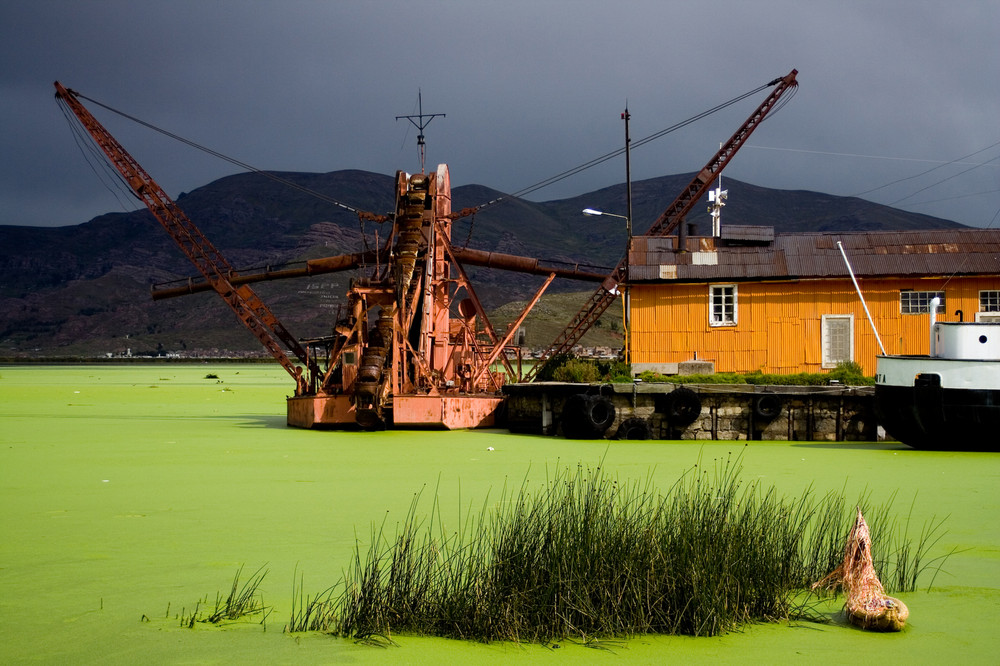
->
[582,208,631,364]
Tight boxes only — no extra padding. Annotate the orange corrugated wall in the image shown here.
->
[629,276,999,374]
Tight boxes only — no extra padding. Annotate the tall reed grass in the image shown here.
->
[177,564,271,629]
[303,456,947,643]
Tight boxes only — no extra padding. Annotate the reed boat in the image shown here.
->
[847,594,909,632]
[813,508,910,632]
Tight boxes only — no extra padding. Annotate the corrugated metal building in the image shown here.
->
[627,228,1000,374]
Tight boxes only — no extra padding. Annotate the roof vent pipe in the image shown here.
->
[929,296,940,357]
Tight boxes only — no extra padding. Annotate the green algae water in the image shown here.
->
[1,364,998,663]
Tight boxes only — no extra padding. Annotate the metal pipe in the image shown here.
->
[450,247,607,282]
[152,246,606,301]
[836,241,887,356]
[929,296,940,356]
[623,108,632,365]
[151,250,384,300]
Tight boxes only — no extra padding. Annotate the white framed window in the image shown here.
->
[709,284,737,326]
[821,314,854,369]
[900,290,945,314]
[980,290,1000,313]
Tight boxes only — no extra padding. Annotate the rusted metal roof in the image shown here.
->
[628,228,1000,282]
[719,225,775,243]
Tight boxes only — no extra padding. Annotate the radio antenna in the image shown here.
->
[396,89,445,174]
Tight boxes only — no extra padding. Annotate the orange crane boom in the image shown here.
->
[54,81,319,391]
[526,69,798,379]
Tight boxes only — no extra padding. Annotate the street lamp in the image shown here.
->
[581,208,631,255]
[581,208,632,364]
[580,105,634,367]
[582,208,631,241]
[583,207,623,220]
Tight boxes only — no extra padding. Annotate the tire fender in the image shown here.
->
[665,387,702,427]
[753,394,783,421]
[561,393,591,439]
[585,395,616,433]
[616,417,651,440]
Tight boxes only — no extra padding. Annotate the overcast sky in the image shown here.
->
[2,0,998,229]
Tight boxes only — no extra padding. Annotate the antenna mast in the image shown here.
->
[708,142,728,237]
[396,89,445,173]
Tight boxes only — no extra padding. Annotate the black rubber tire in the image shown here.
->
[562,394,616,439]
[753,394,783,421]
[561,393,592,439]
[665,387,702,427]
[586,395,617,433]
[616,417,652,440]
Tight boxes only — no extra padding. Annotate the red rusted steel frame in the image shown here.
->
[55,83,235,278]
[472,271,556,385]
[54,82,319,389]
[403,335,439,392]
[525,70,798,380]
[397,270,425,393]
[645,69,798,238]
[433,221,517,382]
[318,311,368,393]
[522,280,620,381]
[453,316,505,392]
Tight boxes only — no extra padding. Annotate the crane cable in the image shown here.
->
[56,98,139,212]
[69,90,377,219]
[851,137,1000,201]
[67,77,793,233]
[464,77,790,215]
[848,134,1000,291]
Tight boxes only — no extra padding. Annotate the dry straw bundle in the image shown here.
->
[813,507,909,631]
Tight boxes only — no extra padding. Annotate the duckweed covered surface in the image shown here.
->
[1,364,998,663]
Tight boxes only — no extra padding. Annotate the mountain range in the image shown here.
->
[0,169,964,358]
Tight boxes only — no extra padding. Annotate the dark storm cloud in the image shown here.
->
[2,0,998,228]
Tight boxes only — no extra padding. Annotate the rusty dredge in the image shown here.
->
[54,71,797,430]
